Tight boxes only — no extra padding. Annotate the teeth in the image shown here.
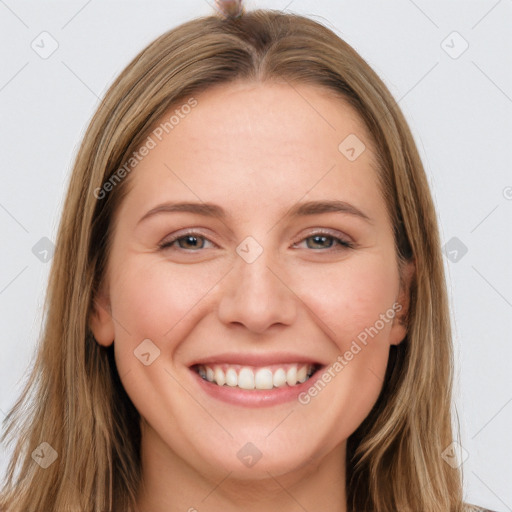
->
[286,366,297,386]
[196,363,316,390]
[214,367,225,386]
[226,368,237,387]
[297,365,308,383]
[255,368,273,389]
[273,368,287,387]
[238,368,255,390]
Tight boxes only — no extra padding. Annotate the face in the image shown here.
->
[91,80,411,484]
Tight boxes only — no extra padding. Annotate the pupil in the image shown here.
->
[182,236,201,248]
[309,235,331,249]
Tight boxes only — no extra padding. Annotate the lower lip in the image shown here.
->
[189,367,325,408]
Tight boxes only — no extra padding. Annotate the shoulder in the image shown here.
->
[464,504,497,512]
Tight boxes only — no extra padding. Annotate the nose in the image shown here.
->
[216,245,297,334]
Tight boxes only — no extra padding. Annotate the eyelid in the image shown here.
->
[292,227,354,247]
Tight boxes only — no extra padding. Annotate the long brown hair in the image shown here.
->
[1,8,466,511]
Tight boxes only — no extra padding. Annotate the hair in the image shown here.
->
[0,6,470,512]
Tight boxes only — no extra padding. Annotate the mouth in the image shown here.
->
[191,362,322,390]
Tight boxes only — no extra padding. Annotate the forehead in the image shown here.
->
[176,80,375,166]
[117,80,384,224]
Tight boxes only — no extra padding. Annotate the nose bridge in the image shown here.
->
[216,238,296,332]
[238,245,277,300]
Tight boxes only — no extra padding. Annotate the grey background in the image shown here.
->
[1,0,511,510]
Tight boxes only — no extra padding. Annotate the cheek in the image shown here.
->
[292,254,400,347]
[106,259,229,424]
[291,253,400,434]
[110,258,224,337]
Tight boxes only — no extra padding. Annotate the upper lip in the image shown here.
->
[188,352,325,368]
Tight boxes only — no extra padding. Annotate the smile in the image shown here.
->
[193,363,319,390]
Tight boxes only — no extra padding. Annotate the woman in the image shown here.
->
[0,1,495,511]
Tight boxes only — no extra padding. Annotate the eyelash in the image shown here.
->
[158,229,354,252]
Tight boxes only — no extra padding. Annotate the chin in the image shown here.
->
[194,435,320,481]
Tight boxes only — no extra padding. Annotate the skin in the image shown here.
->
[90,80,413,512]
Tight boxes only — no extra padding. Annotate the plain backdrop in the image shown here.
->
[0,1,511,510]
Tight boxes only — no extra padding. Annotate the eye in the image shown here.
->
[293,230,354,251]
[158,229,354,253]
[158,230,216,251]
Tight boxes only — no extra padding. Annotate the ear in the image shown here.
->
[89,287,115,347]
[388,259,415,346]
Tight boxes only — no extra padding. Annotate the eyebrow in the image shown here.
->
[137,200,372,225]
[286,200,372,222]
[138,202,226,225]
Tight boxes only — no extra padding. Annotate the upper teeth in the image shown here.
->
[197,364,315,390]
